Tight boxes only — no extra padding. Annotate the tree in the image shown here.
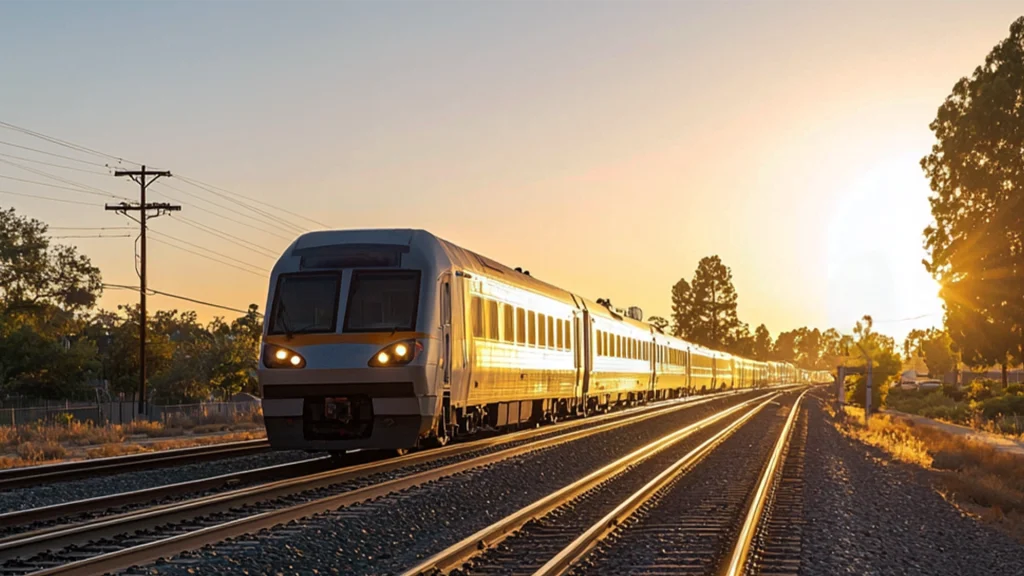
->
[0,207,101,312]
[921,330,957,380]
[671,256,740,348]
[845,315,902,410]
[921,17,1024,386]
[670,278,693,339]
[729,322,755,357]
[752,324,772,361]
[773,330,798,363]
[647,316,670,332]
[795,327,822,369]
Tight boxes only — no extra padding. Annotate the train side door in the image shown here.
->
[438,274,452,395]
[448,272,471,406]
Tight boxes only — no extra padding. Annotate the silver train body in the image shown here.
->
[259,229,832,452]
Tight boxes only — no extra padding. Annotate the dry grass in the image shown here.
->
[834,405,1024,541]
[16,441,67,462]
[86,444,149,458]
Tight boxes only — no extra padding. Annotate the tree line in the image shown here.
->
[920,16,1024,386]
[0,207,261,403]
[648,255,855,372]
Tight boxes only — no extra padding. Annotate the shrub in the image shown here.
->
[1007,384,1024,396]
[943,384,967,402]
[16,441,66,462]
[919,403,973,425]
[979,395,1024,420]
[52,412,75,427]
[87,444,148,458]
[969,379,1002,402]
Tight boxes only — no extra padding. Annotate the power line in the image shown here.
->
[0,139,110,167]
[0,189,98,206]
[50,234,131,239]
[0,120,140,166]
[50,226,132,230]
[0,173,128,200]
[177,174,323,232]
[0,157,127,199]
[103,283,262,317]
[149,236,267,278]
[156,180,306,236]
[0,151,112,175]
[149,183,295,241]
[171,215,279,259]
[149,229,267,273]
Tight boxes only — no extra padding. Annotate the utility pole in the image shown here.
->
[106,165,178,416]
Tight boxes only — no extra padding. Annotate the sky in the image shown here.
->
[0,0,1021,343]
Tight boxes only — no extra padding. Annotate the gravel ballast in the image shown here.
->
[140,392,773,575]
[0,449,315,514]
[802,397,1024,576]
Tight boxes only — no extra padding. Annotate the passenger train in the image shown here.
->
[259,229,832,453]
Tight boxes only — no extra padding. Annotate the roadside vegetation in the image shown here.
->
[832,404,1024,541]
[887,380,1024,438]
[0,409,264,469]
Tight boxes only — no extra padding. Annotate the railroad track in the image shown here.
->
[401,389,808,576]
[0,439,271,491]
[0,389,768,576]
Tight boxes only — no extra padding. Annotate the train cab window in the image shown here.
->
[516,307,526,345]
[269,272,341,335]
[548,317,555,349]
[538,314,547,347]
[528,311,537,345]
[343,270,420,333]
[556,319,564,349]
[503,304,515,342]
[487,300,499,340]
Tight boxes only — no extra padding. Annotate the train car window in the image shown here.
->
[538,314,547,347]
[596,330,603,355]
[548,316,555,349]
[556,319,564,349]
[563,320,571,349]
[487,300,499,340]
[633,339,638,359]
[503,304,515,342]
[528,311,537,345]
[516,307,526,345]
[615,335,621,358]
[471,296,484,338]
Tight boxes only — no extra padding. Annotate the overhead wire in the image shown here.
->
[176,174,326,230]
[0,120,140,166]
[0,139,111,167]
[148,233,268,278]
[103,283,262,316]
[148,229,267,272]
[0,170,130,201]
[148,183,296,241]
[0,151,113,175]
[171,215,280,259]
[50,234,131,239]
[0,189,98,206]
[158,179,307,236]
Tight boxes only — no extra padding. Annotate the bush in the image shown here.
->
[1007,384,1024,396]
[943,384,967,402]
[846,375,888,411]
[919,404,972,425]
[979,395,1024,420]
[16,441,66,462]
[969,379,1003,402]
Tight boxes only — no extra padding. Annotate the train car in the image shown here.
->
[260,229,819,454]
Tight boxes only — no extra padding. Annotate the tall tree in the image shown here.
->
[673,256,740,348]
[773,330,799,363]
[920,330,957,380]
[729,322,755,357]
[752,324,772,361]
[921,17,1024,385]
[670,278,693,338]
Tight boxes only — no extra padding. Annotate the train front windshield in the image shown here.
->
[343,270,420,332]
[269,273,342,334]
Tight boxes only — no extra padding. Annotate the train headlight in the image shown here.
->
[263,344,306,369]
[369,340,422,367]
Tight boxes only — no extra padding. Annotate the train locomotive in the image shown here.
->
[259,229,831,453]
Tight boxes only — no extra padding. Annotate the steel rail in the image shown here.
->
[4,391,753,574]
[530,391,790,576]
[723,388,809,576]
[398,392,780,576]
[0,439,270,490]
